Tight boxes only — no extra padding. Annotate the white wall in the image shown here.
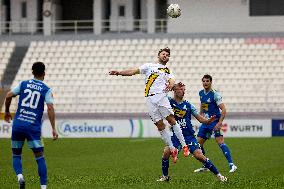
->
[110,0,134,31]
[0,2,6,34]
[94,0,102,34]
[167,0,284,33]
[10,0,38,33]
[141,0,147,20]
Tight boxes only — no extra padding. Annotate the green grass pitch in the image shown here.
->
[0,138,284,188]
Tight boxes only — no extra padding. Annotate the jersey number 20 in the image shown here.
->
[21,89,41,109]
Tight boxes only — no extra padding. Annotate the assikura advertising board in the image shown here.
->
[42,119,161,138]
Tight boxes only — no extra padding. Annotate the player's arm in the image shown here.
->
[190,103,216,124]
[165,78,175,92]
[109,68,140,76]
[214,92,226,130]
[45,89,58,140]
[4,82,21,123]
[199,104,204,116]
[194,114,216,124]
[47,104,58,140]
[214,103,226,130]
[4,91,15,123]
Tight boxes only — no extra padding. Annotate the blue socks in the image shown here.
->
[219,143,233,164]
[203,158,219,175]
[36,156,47,185]
[162,158,169,176]
[13,154,23,175]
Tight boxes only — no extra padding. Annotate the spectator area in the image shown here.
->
[7,37,284,113]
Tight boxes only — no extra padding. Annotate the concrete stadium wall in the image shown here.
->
[168,0,284,33]
[10,0,38,33]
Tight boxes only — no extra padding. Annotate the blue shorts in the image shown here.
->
[172,135,200,154]
[197,120,223,140]
[11,126,44,152]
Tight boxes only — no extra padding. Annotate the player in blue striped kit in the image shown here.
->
[194,74,237,173]
[4,62,58,189]
[157,82,227,182]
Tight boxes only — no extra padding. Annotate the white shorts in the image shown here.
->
[145,93,174,123]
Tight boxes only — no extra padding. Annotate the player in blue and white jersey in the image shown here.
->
[194,74,237,173]
[4,62,58,189]
[157,82,227,182]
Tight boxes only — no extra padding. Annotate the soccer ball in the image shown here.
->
[167,4,181,18]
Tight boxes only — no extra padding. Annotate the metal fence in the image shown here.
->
[0,19,168,35]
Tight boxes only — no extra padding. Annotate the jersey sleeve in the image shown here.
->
[11,81,22,96]
[167,70,175,80]
[45,89,54,104]
[214,91,223,106]
[190,103,198,116]
[139,63,149,74]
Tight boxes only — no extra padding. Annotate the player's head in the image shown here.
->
[32,62,45,79]
[173,82,185,99]
[202,74,212,90]
[157,47,170,65]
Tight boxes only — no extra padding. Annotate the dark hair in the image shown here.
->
[32,62,45,77]
[202,74,212,82]
[173,82,185,90]
[158,47,170,56]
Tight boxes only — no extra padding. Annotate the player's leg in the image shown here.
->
[157,146,171,182]
[146,97,177,161]
[165,114,189,157]
[27,130,47,189]
[194,125,211,172]
[215,132,237,173]
[33,149,47,189]
[157,96,189,157]
[11,129,25,189]
[155,120,178,163]
[155,120,174,148]
[197,137,206,155]
[193,149,227,182]
[197,124,213,155]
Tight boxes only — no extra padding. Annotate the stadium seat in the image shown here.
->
[6,37,284,113]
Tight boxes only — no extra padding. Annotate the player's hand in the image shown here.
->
[52,129,59,140]
[164,82,173,92]
[213,121,222,131]
[109,70,120,76]
[4,112,12,123]
[207,115,216,124]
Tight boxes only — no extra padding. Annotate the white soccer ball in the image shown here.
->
[167,4,181,18]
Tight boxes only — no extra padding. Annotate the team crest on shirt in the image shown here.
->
[173,108,186,118]
[158,67,170,74]
[207,98,211,103]
[201,103,209,111]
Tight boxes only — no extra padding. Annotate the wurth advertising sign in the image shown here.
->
[192,119,271,137]
[220,119,271,137]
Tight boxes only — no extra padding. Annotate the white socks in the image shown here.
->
[172,123,186,147]
[17,174,24,181]
[159,128,174,150]
[41,185,47,189]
